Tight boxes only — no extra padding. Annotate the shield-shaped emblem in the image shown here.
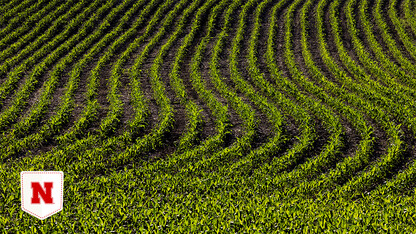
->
[21,171,64,220]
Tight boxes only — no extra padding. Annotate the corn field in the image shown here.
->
[1,0,416,231]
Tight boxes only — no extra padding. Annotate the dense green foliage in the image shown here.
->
[1,0,416,232]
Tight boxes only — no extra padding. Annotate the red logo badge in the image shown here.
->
[21,171,64,220]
